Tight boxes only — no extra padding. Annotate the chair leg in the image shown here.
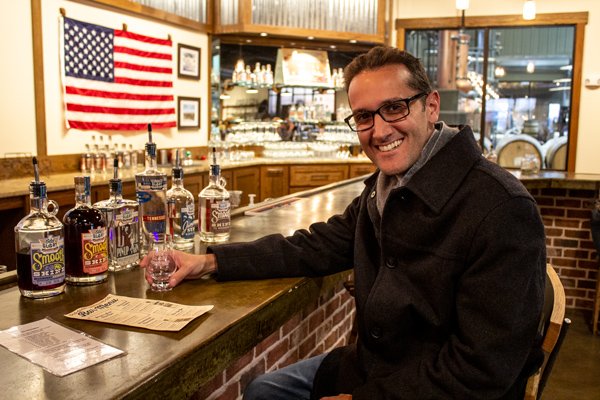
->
[593,272,600,335]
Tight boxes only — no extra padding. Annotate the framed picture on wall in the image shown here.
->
[178,97,200,129]
[178,43,201,79]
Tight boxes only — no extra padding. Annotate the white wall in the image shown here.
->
[392,0,600,174]
[0,1,37,156]
[0,0,210,158]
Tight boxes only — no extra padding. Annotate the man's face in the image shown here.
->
[347,64,440,176]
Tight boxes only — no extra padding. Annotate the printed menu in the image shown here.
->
[65,294,214,331]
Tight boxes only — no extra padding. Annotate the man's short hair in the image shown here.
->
[343,46,433,95]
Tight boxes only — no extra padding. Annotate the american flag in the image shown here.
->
[61,17,176,131]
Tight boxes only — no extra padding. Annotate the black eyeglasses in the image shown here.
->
[344,92,429,132]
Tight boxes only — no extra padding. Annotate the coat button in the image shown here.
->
[385,257,397,269]
[370,326,382,339]
[370,190,376,198]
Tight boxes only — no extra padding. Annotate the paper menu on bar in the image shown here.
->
[65,294,214,331]
[0,318,124,376]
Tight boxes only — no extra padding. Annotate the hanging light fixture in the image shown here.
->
[523,0,536,20]
[455,0,469,10]
[526,61,535,73]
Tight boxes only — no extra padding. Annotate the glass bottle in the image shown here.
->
[135,123,168,251]
[167,150,196,250]
[63,176,108,285]
[94,159,141,271]
[15,157,65,298]
[122,143,131,169]
[199,148,230,243]
[129,144,138,169]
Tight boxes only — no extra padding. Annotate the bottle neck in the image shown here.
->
[75,190,91,206]
[145,143,157,171]
[30,194,47,213]
[109,180,123,200]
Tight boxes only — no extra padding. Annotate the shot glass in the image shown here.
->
[146,233,176,292]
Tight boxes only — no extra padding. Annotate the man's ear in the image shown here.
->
[427,91,441,123]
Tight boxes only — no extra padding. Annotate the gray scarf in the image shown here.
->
[375,121,459,215]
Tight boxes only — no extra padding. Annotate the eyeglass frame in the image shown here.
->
[343,91,429,132]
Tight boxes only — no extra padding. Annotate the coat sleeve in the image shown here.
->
[350,196,546,399]
[210,195,362,281]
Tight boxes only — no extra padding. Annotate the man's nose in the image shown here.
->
[372,113,393,136]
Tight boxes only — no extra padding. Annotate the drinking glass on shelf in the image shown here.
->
[146,233,176,292]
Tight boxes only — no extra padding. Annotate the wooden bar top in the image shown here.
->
[1,158,599,200]
[0,177,365,400]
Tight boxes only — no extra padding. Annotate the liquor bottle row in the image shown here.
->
[81,135,140,174]
[15,124,231,299]
[231,61,274,88]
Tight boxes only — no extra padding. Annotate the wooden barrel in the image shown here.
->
[543,136,568,170]
[496,134,544,169]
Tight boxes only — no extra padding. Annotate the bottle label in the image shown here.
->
[180,203,195,239]
[136,176,167,195]
[81,227,108,274]
[204,199,230,234]
[30,235,65,287]
[114,209,140,264]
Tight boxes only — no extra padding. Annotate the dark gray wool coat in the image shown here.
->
[210,125,546,399]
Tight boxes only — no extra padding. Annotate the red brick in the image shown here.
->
[324,330,338,349]
[535,197,555,206]
[213,382,239,400]
[577,279,597,290]
[579,259,599,269]
[279,350,299,368]
[554,238,580,248]
[545,227,563,237]
[569,189,595,198]
[564,229,590,239]
[565,288,588,297]
[299,333,316,358]
[308,344,325,358]
[567,209,593,219]
[332,308,345,326]
[288,322,309,348]
[282,313,302,337]
[558,268,587,278]
[266,338,290,370]
[575,298,594,309]
[546,247,562,257]
[226,349,254,381]
[309,309,325,331]
[325,296,341,318]
[190,372,224,400]
[541,188,568,197]
[556,198,582,208]
[564,249,592,259]
[253,328,280,357]
[554,219,582,228]
[315,319,333,344]
[579,240,596,250]
[540,208,566,217]
[239,360,266,395]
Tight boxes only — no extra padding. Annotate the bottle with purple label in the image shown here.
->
[14,157,65,298]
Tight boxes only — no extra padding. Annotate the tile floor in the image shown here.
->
[542,310,600,399]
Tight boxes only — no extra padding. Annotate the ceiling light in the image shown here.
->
[455,0,469,10]
[260,32,268,37]
[523,0,536,20]
[549,86,571,92]
[330,45,337,49]
[560,65,573,71]
[526,61,535,73]
[307,36,314,40]
[494,66,506,77]
[349,39,357,44]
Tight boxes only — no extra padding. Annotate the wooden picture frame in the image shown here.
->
[177,97,200,129]
[177,43,201,79]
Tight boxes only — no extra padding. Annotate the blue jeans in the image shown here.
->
[242,353,327,400]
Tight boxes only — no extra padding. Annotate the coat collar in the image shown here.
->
[364,125,481,214]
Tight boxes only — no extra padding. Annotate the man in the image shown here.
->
[144,46,546,399]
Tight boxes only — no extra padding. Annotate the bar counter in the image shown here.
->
[0,177,365,400]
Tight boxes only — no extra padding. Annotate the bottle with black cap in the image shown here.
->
[167,149,195,250]
[14,157,66,298]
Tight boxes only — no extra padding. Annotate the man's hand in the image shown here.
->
[140,251,217,288]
